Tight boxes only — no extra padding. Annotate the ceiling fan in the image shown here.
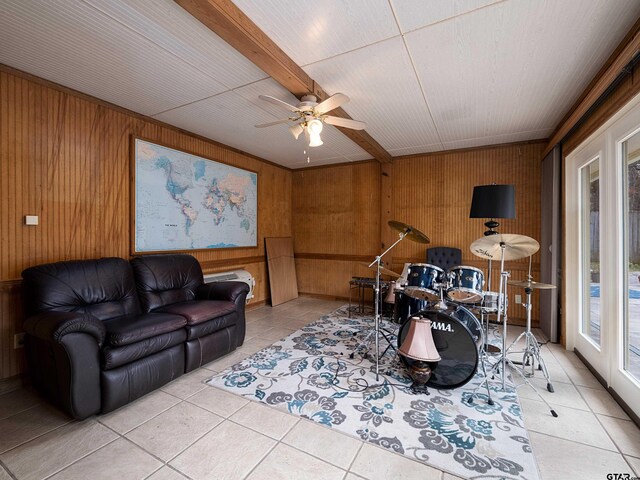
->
[255,93,366,147]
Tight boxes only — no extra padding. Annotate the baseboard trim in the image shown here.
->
[246,299,267,310]
[0,374,29,395]
[298,292,350,302]
[574,349,640,428]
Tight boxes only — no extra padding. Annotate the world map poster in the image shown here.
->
[133,138,258,252]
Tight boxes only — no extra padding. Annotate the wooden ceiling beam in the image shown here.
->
[544,16,640,156]
[174,0,392,163]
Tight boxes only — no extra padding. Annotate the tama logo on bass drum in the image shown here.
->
[430,321,454,332]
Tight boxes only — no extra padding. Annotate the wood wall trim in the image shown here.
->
[294,159,378,172]
[200,255,266,271]
[393,139,548,162]
[173,0,392,163]
[563,63,640,155]
[0,280,22,292]
[391,257,540,273]
[0,64,291,173]
[294,253,377,262]
[544,17,640,155]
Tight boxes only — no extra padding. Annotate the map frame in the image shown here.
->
[130,136,259,254]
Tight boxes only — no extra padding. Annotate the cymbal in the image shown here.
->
[388,220,430,244]
[470,234,539,261]
[508,279,556,290]
[358,262,401,278]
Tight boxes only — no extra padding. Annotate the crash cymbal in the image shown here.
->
[388,220,430,244]
[358,262,401,278]
[508,279,556,289]
[470,234,539,261]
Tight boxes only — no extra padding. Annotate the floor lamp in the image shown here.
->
[469,184,515,291]
[469,184,516,355]
[469,184,515,237]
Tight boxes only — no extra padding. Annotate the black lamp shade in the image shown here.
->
[469,184,515,219]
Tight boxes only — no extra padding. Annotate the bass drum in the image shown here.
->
[393,291,430,325]
[397,305,482,389]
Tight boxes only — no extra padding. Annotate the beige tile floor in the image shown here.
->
[1,296,639,480]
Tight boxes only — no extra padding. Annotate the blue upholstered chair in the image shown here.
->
[426,247,462,271]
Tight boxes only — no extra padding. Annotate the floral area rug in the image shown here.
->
[206,305,540,480]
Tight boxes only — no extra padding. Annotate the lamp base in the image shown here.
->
[408,361,432,395]
[483,219,500,236]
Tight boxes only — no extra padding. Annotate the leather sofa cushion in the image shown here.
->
[22,257,140,320]
[104,313,186,347]
[102,329,187,370]
[158,300,236,326]
[186,312,237,341]
[131,255,203,312]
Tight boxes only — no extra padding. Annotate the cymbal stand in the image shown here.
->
[470,247,558,417]
[468,242,509,400]
[352,229,409,380]
[504,256,555,393]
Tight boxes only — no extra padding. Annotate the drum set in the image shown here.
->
[357,220,558,416]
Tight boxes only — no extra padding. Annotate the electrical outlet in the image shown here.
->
[14,332,25,349]
[515,294,522,304]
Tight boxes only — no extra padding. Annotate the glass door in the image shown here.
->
[611,128,640,408]
[570,146,608,375]
[580,159,601,347]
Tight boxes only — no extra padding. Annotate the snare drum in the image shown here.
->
[403,263,445,301]
[482,291,502,312]
[446,266,484,304]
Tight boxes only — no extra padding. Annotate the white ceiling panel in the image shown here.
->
[391,0,503,33]
[83,0,267,90]
[405,0,640,143]
[0,0,229,116]
[233,0,399,66]
[304,36,442,152]
[153,89,366,167]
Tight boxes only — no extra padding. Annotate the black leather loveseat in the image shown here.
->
[21,254,249,419]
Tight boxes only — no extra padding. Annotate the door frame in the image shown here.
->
[565,91,640,419]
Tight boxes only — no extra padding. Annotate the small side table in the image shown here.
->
[348,277,389,317]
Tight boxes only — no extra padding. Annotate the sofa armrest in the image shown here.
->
[197,281,249,348]
[196,281,249,303]
[24,311,106,347]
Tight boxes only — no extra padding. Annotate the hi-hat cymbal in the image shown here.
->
[388,220,430,244]
[508,279,556,290]
[358,262,401,278]
[470,234,539,261]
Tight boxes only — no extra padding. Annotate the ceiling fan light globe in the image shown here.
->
[289,123,304,140]
[308,132,323,147]
[307,118,323,134]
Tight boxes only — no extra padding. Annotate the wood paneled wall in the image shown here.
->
[292,161,382,299]
[293,143,545,326]
[0,68,292,380]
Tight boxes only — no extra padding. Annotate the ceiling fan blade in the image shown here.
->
[258,95,300,112]
[314,93,349,114]
[324,116,366,130]
[254,118,292,128]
